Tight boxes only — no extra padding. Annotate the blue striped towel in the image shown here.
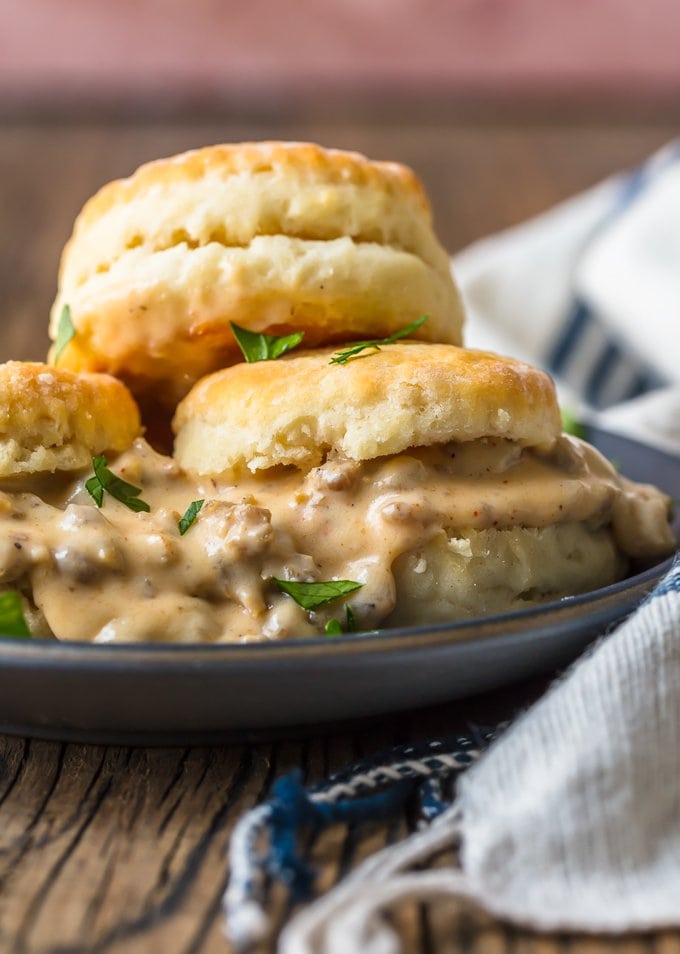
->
[455,140,680,454]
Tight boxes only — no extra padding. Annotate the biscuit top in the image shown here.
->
[72,141,431,235]
[0,362,142,477]
[49,142,464,402]
[53,141,452,297]
[51,142,460,318]
[173,342,562,474]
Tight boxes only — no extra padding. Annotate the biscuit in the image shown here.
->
[49,142,464,403]
[0,362,142,477]
[389,523,627,624]
[173,342,561,474]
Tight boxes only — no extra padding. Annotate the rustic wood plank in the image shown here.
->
[0,727,672,953]
[0,737,263,952]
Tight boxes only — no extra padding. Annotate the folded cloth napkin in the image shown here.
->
[456,139,680,454]
[223,146,680,952]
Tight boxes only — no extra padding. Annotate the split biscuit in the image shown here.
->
[49,141,464,404]
[173,342,561,474]
[173,339,673,625]
[0,362,142,477]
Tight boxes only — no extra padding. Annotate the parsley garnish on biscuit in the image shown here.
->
[231,322,304,363]
[329,315,428,365]
[53,304,76,363]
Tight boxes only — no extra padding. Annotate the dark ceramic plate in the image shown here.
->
[0,427,677,744]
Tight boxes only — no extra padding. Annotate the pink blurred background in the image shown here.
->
[2,0,680,111]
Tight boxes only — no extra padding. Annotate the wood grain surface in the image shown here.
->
[0,110,678,953]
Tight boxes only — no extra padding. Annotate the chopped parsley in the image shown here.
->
[561,408,587,440]
[329,315,428,365]
[178,499,204,535]
[85,455,151,513]
[231,322,304,363]
[325,604,359,636]
[54,304,76,363]
[0,591,31,639]
[272,577,363,611]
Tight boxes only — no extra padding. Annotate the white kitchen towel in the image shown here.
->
[455,140,680,454]
[279,556,680,954]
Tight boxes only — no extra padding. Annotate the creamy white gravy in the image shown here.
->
[0,436,673,643]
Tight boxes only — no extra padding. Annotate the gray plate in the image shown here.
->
[0,428,677,744]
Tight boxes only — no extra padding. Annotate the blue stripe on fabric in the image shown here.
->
[418,776,449,821]
[583,343,668,407]
[609,166,648,215]
[548,298,592,377]
[624,368,667,402]
[651,559,680,598]
[308,733,485,797]
[549,296,669,408]
[594,143,680,246]
[551,145,680,408]
[583,341,623,406]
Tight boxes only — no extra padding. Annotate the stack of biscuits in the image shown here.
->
[0,142,674,642]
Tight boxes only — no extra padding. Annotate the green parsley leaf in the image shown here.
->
[561,408,587,440]
[179,499,204,535]
[54,304,76,363]
[325,605,359,637]
[231,322,305,363]
[0,591,31,639]
[272,577,363,611]
[85,455,151,513]
[329,315,428,366]
[84,473,104,507]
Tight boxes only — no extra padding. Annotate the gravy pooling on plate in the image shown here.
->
[0,434,673,644]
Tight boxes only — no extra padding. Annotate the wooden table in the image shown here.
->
[0,107,678,953]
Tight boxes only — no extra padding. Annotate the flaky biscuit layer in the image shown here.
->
[0,362,142,477]
[173,342,562,474]
[49,142,464,402]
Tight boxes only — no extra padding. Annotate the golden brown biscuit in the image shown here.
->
[49,142,464,404]
[0,362,142,476]
[173,342,561,474]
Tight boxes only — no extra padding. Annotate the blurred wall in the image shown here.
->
[2,0,680,110]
